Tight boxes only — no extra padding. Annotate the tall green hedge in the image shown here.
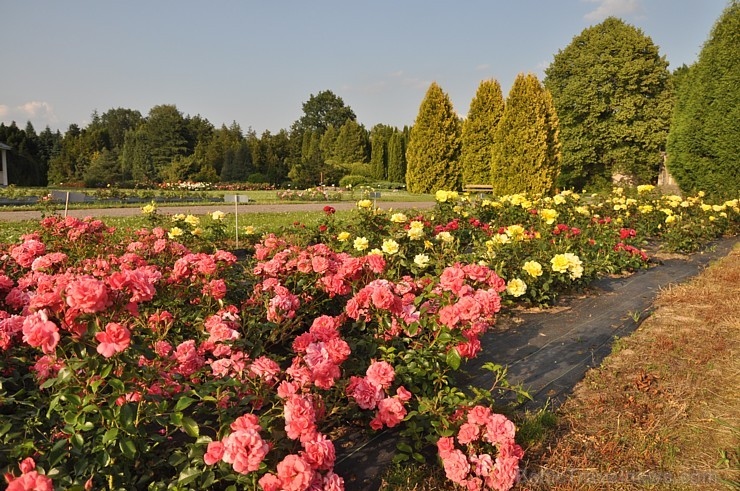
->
[491,73,561,196]
[405,82,462,193]
[667,1,739,197]
[461,79,505,186]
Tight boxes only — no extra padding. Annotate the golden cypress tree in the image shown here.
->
[405,82,462,193]
[491,73,561,195]
[461,79,505,185]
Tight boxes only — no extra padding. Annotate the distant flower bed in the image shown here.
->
[214,182,275,191]
[277,187,345,201]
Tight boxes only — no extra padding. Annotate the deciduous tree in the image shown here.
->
[545,17,672,189]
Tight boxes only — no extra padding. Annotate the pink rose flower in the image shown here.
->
[365,360,395,389]
[442,449,471,485]
[22,310,60,354]
[203,441,225,465]
[66,277,110,313]
[95,322,131,358]
[277,454,314,491]
[457,422,481,445]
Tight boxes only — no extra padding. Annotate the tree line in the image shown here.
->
[2,5,736,197]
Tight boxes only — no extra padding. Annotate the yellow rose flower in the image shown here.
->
[390,213,408,223]
[506,278,527,297]
[407,227,424,240]
[191,227,203,237]
[354,237,369,251]
[244,225,256,235]
[540,209,559,225]
[168,227,184,239]
[523,260,543,278]
[436,231,454,243]
[550,254,570,273]
[172,213,186,222]
[414,254,430,268]
[357,199,373,209]
[337,231,351,242]
[141,204,156,215]
[637,184,655,194]
[382,239,400,255]
[184,214,200,227]
[211,211,226,221]
[506,224,526,240]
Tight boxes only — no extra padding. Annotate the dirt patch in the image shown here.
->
[520,246,740,490]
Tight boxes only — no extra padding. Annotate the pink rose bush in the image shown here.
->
[437,406,524,491]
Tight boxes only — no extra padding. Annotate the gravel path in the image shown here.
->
[0,201,435,222]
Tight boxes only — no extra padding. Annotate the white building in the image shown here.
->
[0,142,10,186]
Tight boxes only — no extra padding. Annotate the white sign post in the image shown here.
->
[224,194,250,249]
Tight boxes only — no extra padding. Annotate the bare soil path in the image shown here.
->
[0,201,435,222]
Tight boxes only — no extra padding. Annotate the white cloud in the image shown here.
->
[476,64,491,71]
[0,101,58,128]
[19,101,57,121]
[583,0,644,21]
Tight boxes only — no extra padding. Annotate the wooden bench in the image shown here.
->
[464,184,494,195]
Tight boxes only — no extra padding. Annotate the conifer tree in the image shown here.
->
[387,131,406,184]
[333,120,368,165]
[491,73,561,196]
[545,17,672,189]
[461,79,505,185]
[667,1,739,196]
[405,82,462,193]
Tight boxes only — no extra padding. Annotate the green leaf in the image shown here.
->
[412,452,426,463]
[178,466,200,486]
[0,422,11,437]
[119,403,135,429]
[396,442,413,454]
[170,412,183,426]
[108,378,125,392]
[40,377,58,389]
[446,347,461,370]
[78,421,95,432]
[174,396,197,412]
[71,433,84,450]
[391,452,409,464]
[182,417,199,438]
[63,411,78,425]
[102,428,119,444]
[119,438,137,459]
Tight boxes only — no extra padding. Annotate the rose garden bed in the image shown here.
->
[0,187,737,490]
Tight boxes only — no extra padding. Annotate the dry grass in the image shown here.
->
[520,246,740,490]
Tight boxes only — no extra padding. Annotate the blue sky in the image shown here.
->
[0,0,728,135]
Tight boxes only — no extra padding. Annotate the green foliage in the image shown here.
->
[332,119,369,165]
[370,124,395,181]
[461,79,504,185]
[387,131,407,184]
[491,73,561,196]
[339,174,370,188]
[667,1,739,198]
[545,17,673,189]
[292,90,356,134]
[1,121,57,186]
[405,82,462,194]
